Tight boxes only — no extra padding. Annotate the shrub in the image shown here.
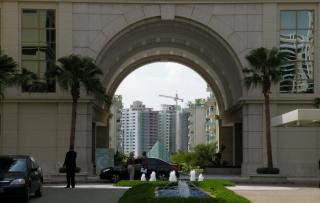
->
[114,151,127,165]
[256,167,280,174]
[171,143,217,171]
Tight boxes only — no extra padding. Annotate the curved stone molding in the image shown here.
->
[95,18,243,112]
[73,3,262,75]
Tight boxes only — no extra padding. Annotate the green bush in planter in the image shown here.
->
[59,167,81,173]
[256,167,280,174]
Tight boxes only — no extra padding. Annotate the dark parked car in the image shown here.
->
[100,158,179,183]
[0,155,43,202]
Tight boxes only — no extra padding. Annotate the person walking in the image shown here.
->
[127,152,135,180]
[141,151,148,175]
[63,147,77,188]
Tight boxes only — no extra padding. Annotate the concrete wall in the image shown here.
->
[0,102,93,176]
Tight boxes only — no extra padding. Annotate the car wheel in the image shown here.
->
[23,186,30,202]
[35,184,42,197]
[157,172,168,181]
[111,174,120,183]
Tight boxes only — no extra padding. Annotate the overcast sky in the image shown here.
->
[115,62,209,110]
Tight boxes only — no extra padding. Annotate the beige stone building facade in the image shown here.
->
[0,0,319,179]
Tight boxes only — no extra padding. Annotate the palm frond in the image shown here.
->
[243,47,288,92]
[52,54,107,103]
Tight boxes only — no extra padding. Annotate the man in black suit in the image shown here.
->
[63,146,77,188]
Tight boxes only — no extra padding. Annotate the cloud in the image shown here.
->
[115,62,209,110]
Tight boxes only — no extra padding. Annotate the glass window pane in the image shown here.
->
[39,61,47,78]
[22,10,38,28]
[296,43,314,61]
[280,30,296,41]
[21,9,56,93]
[297,11,313,29]
[38,48,46,60]
[22,29,39,43]
[39,11,47,28]
[22,60,39,74]
[280,43,297,62]
[296,62,313,79]
[46,10,55,28]
[39,29,47,43]
[296,30,313,43]
[281,11,296,29]
[294,80,313,93]
[22,47,38,60]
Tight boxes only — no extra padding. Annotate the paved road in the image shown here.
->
[27,184,128,203]
[230,185,320,203]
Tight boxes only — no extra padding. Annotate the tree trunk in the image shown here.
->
[264,93,273,168]
[69,100,78,150]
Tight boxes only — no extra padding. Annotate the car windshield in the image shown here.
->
[0,157,27,173]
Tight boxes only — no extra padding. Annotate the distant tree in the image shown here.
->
[47,55,110,150]
[171,143,217,171]
[243,47,287,170]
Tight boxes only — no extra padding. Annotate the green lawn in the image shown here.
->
[116,180,250,203]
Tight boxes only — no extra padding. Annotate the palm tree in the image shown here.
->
[47,55,108,150]
[243,47,287,169]
[0,52,39,98]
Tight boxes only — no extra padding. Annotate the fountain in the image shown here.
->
[169,170,177,182]
[156,170,210,198]
[149,171,156,181]
[190,169,196,181]
[156,182,210,198]
[141,173,146,181]
[178,181,190,197]
[198,173,204,181]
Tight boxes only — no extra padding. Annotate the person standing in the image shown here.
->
[127,152,135,180]
[141,151,148,175]
[63,147,77,188]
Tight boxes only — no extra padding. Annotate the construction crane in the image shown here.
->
[159,93,183,106]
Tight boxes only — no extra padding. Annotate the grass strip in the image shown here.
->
[116,180,251,203]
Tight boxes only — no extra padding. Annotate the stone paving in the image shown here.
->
[19,177,320,203]
[28,184,127,203]
[230,185,320,203]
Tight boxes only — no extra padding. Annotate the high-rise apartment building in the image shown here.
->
[121,101,142,156]
[109,95,123,152]
[205,89,219,145]
[176,110,189,152]
[158,104,180,153]
[140,109,159,153]
[187,100,207,151]
[120,101,159,156]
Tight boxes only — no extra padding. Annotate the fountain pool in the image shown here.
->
[156,181,210,198]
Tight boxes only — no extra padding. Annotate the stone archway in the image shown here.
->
[95,17,244,169]
[96,17,244,115]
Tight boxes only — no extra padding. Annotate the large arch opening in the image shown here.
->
[94,17,244,172]
[114,61,218,157]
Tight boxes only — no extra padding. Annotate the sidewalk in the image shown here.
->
[230,185,320,203]
[43,174,108,184]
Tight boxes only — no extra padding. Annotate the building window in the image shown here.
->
[22,10,56,92]
[279,10,314,93]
